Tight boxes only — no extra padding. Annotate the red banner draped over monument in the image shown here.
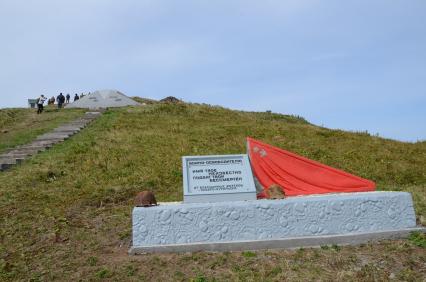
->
[247,137,376,198]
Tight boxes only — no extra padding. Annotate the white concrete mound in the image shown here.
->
[66,90,140,109]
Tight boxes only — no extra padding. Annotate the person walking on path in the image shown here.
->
[74,93,79,102]
[37,95,47,114]
[66,93,70,103]
[57,93,65,109]
[48,96,55,105]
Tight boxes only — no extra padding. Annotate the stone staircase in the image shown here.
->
[0,111,101,171]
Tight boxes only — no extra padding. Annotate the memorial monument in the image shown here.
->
[66,89,140,109]
[129,139,425,254]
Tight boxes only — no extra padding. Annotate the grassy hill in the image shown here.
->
[0,107,86,154]
[0,103,425,281]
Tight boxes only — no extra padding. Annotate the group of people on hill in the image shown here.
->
[36,92,90,114]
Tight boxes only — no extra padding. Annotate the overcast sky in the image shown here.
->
[0,1,425,141]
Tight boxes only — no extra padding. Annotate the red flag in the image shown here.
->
[247,137,376,198]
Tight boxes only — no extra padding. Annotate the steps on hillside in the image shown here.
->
[0,111,101,172]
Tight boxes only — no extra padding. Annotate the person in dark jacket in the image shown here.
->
[57,93,65,108]
[66,93,70,103]
[74,93,79,102]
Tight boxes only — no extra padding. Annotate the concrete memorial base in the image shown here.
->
[130,228,425,254]
[130,191,422,254]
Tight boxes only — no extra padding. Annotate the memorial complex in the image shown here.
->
[130,138,424,254]
[66,89,141,109]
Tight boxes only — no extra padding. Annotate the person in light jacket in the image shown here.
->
[37,95,47,114]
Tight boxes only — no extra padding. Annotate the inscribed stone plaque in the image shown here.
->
[182,154,256,203]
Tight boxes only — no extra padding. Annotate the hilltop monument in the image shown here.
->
[66,89,140,109]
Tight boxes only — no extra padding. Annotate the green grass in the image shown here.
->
[0,102,425,281]
[0,107,86,153]
[408,231,426,248]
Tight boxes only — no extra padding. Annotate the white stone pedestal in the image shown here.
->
[130,191,422,254]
